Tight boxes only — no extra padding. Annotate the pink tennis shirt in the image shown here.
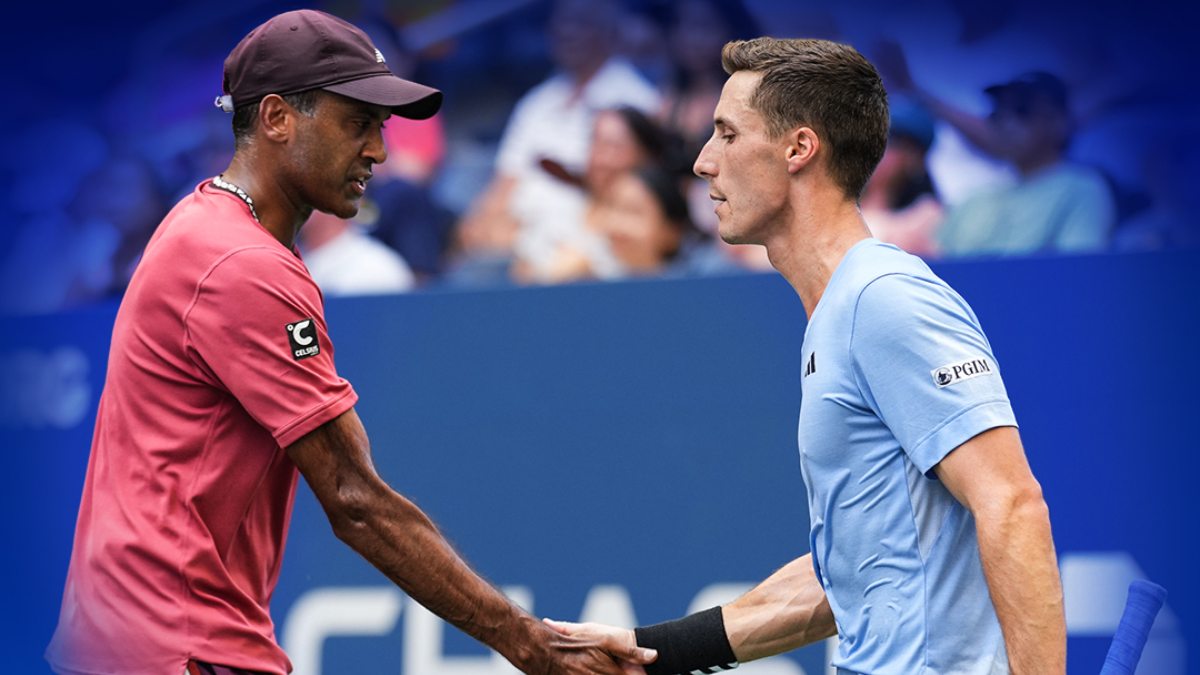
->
[47,180,358,675]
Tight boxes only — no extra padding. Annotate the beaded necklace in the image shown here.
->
[211,174,260,222]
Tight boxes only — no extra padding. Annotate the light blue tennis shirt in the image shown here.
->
[798,239,1016,674]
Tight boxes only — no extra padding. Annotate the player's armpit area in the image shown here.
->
[931,426,1036,514]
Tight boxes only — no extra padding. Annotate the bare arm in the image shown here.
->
[934,426,1066,674]
[722,554,836,662]
[872,40,1006,159]
[545,554,835,671]
[287,409,651,674]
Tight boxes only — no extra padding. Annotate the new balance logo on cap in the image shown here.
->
[286,318,320,360]
[931,356,992,388]
[804,351,816,377]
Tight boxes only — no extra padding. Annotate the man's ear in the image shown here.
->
[785,126,820,175]
[258,94,296,144]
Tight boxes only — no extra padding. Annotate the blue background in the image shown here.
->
[6,251,1199,673]
[4,0,1200,672]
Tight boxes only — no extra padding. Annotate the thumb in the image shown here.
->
[623,643,657,664]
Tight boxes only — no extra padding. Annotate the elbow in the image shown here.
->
[975,478,1052,531]
[325,477,380,543]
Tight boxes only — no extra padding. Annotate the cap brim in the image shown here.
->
[323,75,443,120]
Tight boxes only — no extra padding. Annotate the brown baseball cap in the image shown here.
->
[218,10,442,120]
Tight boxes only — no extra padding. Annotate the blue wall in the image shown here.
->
[5,251,1198,673]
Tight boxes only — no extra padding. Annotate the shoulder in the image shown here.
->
[846,250,973,345]
[139,189,304,289]
[182,245,322,335]
[201,245,312,289]
[513,73,572,113]
[1032,163,1113,202]
[854,272,961,324]
[837,240,942,298]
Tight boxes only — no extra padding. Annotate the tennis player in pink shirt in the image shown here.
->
[46,10,656,675]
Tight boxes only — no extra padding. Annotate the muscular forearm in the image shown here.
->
[723,554,836,662]
[291,413,547,672]
[332,484,544,667]
[974,488,1066,674]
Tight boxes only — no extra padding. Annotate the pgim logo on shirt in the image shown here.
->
[931,356,993,388]
[286,318,321,360]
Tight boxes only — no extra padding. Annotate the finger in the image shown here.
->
[542,617,579,635]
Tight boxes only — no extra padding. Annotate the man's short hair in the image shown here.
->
[231,89,322,146]
[721,38,889,200]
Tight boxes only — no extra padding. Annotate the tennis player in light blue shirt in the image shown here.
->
[800,238,1015,673]
[543,38,1065,675]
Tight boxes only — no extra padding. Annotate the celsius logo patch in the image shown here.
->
[931,357,993,388]
[286,318,320,360]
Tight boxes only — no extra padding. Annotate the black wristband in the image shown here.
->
[634,606,739,675]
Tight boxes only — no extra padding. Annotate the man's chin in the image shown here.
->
[720,229,754,246]
[325,201,360,220]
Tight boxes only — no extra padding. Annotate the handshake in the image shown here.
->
[514,605,743,675]
[537,618,656,675]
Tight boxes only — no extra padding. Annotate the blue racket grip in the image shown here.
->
[1099,580,1167,675]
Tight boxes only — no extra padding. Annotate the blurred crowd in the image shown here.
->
[2,0,1197,315]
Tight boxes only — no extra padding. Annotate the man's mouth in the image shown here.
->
[350,174,372,196]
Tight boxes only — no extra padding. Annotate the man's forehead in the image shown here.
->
[714,71,763,125]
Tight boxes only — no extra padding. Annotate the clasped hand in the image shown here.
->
[542,617,655,674]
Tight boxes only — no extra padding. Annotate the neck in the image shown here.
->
[858,176,892,211]
[762,189,871,319]
[567,57,607,96]
[1015,153,1061,178]
[221,153,312,249]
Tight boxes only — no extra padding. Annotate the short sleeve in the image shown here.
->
[849,273,1016,473]
[184,246,358,447]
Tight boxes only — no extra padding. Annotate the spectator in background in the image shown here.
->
[655,0,764,271]
[451,0,659,284]
[596,166,725,278]
[860,97,942,257]
[658,0,759,158]
[69,155,167,300]
[357,17,455,282]
[935,72,1114,256]
[511,106,674,284]
[878,41,1114,257]
[0,153,165,314]
[299,210,416,296]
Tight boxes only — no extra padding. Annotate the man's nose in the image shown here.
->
[694,139,717,179]
[365,128,388,164]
